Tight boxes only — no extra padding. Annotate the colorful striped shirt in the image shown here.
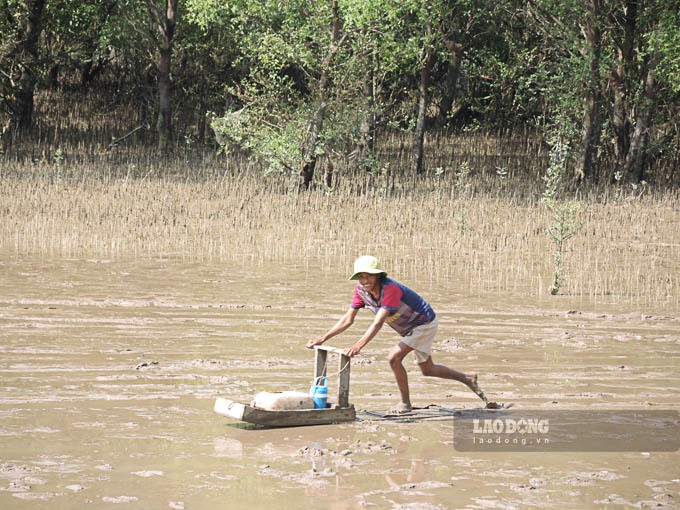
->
[351,277,436,336]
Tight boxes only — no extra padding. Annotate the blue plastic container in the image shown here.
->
[310,376,328,409]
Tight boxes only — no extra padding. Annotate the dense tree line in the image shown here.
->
[1,0,678,187]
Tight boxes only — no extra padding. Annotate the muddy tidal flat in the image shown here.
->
[1,257,678,509]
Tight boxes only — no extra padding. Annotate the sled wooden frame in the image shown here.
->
[213,345,356,427]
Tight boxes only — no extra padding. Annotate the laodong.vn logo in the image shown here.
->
[453,410,680,452]
[470,417,550,448]
[475,416,549,440]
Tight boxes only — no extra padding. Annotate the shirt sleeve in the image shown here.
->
[351,285,365,308]
[381,282,403,310]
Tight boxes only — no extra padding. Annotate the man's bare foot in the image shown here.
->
[466,372,488,403]
[391,402,412,414]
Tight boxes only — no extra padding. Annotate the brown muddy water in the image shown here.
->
[0,257,678,509]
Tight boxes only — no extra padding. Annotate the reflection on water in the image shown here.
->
[0,257,678,509]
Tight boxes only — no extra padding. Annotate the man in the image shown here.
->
[306,255,488,412]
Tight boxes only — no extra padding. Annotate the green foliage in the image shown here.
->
[1,0,677,188]
[210,0,434,176]
[646,5,680,96]
[184,0,234,30]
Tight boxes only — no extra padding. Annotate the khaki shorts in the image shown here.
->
[400,317,439,364]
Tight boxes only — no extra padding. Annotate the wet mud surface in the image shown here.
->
[0,257,678,509]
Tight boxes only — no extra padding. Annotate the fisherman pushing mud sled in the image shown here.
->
[307,255,496,413]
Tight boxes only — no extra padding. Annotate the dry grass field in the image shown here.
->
[0,91,676,310]
[1,149,677,312]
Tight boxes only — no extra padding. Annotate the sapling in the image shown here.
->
[541,139,584,295]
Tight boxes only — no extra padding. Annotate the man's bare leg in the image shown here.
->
[387,342,415,412]
[418,357,488,402]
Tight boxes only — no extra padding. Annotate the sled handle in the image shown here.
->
[313,345,348,356]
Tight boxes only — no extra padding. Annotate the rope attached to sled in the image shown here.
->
[319,355,351,377]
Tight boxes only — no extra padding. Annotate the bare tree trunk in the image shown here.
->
[157,45,172,150]
[576,0,604,183]
[610,0,638,176]
[197,95,207,144]
[299,101,327,190]
[8,0,46,133]
[324,159,334,189]
[412,21,433,176]
[298,0,345,191]
[353,40,375,173]
[435,9,464,130]
[622,55,657,183]
[148,0,178,152]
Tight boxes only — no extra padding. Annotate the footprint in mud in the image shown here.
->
[485,401,514,409]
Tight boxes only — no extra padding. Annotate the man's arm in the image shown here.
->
[306,307,359,348]
[343,307,391,357]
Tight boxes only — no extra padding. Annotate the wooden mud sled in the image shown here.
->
[214,345,356,427]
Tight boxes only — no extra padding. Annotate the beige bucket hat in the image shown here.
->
[348,255,387,280]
